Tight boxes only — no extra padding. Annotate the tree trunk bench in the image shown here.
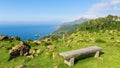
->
[59,46,102,66]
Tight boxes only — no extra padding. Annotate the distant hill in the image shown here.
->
[43,15,120,40]
[77,15,120,32]
[50,18,90,39]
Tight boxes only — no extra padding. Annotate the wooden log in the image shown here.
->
[59,46,102,59]
[59,46,102,66]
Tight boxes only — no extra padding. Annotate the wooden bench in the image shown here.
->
[59,46,102,66]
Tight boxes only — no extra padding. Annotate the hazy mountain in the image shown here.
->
[50,18,90,39]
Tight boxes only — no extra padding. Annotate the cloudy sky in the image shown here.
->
[0,0,120,24]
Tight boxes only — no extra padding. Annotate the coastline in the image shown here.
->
[0,24,58,40]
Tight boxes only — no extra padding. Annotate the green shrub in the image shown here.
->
[12,36,20,41]
[42,41,52,46]
[95,39,106,43]
[109,37,114,40]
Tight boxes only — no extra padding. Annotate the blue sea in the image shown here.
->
[0,24,57,40]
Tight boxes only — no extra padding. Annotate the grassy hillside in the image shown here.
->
[0,15,120,68]
[1,30,120,68]
[50,15,120,39]
[50,18,89,39]
[77,15,120,32]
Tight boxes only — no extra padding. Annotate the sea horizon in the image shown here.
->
[0,23,59,40]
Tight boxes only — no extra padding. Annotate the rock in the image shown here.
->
[114,40,120,43]
[9,42,31,60]
[33,40,42,44]
[100,30,103,33]
[109,30,118,35]
[26,55,34,58]
[45,52,49,55]
[29,49,36,55]
[89,38,95,41]
[34,54,39,56]
[36,49,44,55]
[93,32,96,35]
[47,45,55,51]
[105,30,109,33]
[44,38,51,42]
[0,35,9,41]
[29,49,44,57]
[0,35,20,41]
[52,52,57,59]
[15,64,25,68]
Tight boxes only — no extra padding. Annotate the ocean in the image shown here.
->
[0,24,57,40]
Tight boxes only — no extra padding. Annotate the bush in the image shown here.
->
[109,37,114,40]
[95,39,106,43]
[41,41,52,46]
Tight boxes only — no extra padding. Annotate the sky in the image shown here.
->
[0,0,120,25]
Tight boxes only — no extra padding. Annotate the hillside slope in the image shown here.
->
[50,18,90,39]
[77,15,120,32]
[0,15,120,68]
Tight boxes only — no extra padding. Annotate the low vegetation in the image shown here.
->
[0,15,120,68]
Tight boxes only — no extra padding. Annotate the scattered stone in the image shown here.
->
[105,30,109,33]
[33,40,42,44]
[36,49,44,55]
[0,35,20,41]
[26,55,34,59]
[47,45,55,51]
[34,54,39,57]
[44,38,51,42]
[29,49,36,55]
[114,40,120,43]
[15,64,25,68]
[9,42,31,60]
[110,30,118,33]
[45,52,49,55]
[0,35,9,41]
[52,52,57,59]
[29,49,44,57]
[100,30,103,33]
[93,32,96,35]
[89,38,95,41]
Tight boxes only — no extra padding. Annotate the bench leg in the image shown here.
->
[64,57,75,66]
[94,51,100,58]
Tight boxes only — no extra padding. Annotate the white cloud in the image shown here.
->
[61,0,120,23]
[111,0,120,5]
[83,0,120,18]
[113,6,120,10]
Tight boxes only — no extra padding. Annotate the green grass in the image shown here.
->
[0,30,120,68]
